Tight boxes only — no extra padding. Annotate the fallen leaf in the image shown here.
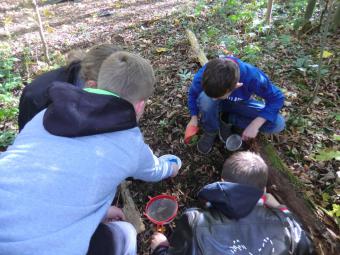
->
[46,25,55,33]
[314,149,340,161]
[173,18,180,26]
[155,47,169,53]
[333,134,340,141]
[321,50,333,58]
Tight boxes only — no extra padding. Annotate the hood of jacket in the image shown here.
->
[43,82,137,137]
[198,181,263,219]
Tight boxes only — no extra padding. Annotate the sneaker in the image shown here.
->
[219,120,232,143]
[197,132,217,154]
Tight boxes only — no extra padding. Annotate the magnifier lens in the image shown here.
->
[146,198,177,222]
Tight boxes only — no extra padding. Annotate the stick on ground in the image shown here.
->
[120,181,145,234]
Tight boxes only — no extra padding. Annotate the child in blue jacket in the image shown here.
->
[187,56,285,154]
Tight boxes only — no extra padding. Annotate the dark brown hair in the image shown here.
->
[202,58,240,98]
[98,51,155,104]
[222,151,268,190]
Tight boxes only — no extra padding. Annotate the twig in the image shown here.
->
[32,0,51,64]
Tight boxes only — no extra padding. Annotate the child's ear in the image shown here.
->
[235,82,243,89]
[85,80,97,88]
[134,100,145,121]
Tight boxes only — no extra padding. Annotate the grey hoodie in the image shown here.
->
[0,109,173,255]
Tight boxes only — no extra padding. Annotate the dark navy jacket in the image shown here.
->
[18,61,83,131]
[188,57,285,123]
[153,182,315,255]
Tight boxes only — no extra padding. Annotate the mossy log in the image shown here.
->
[261,141,339,254]
[185,29,340,254]
[120,181,145,233]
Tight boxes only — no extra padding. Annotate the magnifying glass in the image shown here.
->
[145,194,178,233]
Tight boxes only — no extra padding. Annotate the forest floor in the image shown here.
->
[0,0,339,254]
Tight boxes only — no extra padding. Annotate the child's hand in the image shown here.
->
[150,232,169,252]
[265,193,281,208]
[171,162,179,177]
[102,206,126,223]
[242,125,259,141]
[242,117,266,140]
[185,116,199,144]
[159,155,182,178]
[187,115,198,127]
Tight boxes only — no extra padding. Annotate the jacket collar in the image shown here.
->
[43,82,137,137]
[198,181,263,219]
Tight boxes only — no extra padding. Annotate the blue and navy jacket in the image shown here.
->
[188,56,285,123]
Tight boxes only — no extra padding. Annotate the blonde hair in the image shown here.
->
[222,151,268,190]
[79,44,121,81]
[66,49,86,65]
[97,51,155,103]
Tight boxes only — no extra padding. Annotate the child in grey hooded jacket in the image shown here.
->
[0,51,180,255]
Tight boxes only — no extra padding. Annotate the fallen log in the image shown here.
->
[262,141,340,254]
[120,181,145,233]
[185,29,340,254]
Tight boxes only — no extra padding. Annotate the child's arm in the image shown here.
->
[265,193,316,254]
[102,206,125,223]
[188,66,206,118]
[132,143,179,182]
[241,62,285,139]
[151,233,170,255]
[241,116,267,140]
[151,212,194,255]
[247,64,285,123]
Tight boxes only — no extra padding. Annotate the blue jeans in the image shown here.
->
[197,92,285,133]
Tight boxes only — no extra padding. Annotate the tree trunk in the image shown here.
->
[304,0,317,22]
[332,2,340,30]
[265,0,274,24]
[32,0,50,63]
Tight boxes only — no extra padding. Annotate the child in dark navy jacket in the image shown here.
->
[18,44,120,131]
[186,56,285,154]
[150,152,315,255]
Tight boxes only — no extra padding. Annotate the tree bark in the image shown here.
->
[120,181,145,233]
[32,0,50,63]
[186,29,208,66]
[304,0,317,22]
[332,2,340,30]
[265,0,274,24]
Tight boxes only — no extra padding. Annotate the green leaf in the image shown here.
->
[320,50,333,58]
[334,134,340,141]
[322,192,330,202]
[279,34,291,45]
[314,149,340,161]
[0,131,16,148]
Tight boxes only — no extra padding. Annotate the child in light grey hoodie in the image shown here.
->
[0,51,180,255]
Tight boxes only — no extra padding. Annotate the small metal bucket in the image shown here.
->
[225,134,242,151]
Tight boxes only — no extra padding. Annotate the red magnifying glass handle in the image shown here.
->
[184,125,199,144]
